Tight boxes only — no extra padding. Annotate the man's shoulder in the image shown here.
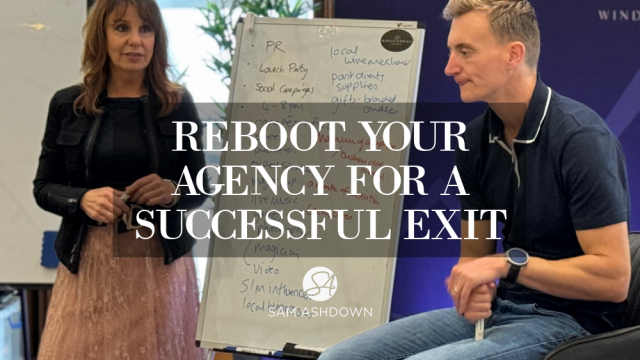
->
[548,91,609,134]
[547,90,623,162]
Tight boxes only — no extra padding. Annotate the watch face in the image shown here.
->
[508,249,528,266]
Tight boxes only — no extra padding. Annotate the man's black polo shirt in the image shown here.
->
[456,75,630,334]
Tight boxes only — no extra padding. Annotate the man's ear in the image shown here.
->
[507,41,526,70]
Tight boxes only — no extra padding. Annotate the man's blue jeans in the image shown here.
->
[318,297,589,360]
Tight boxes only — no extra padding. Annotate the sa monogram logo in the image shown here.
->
[303,267,338,302]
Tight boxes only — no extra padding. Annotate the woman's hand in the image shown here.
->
[79,187,131,223]
[125,173,178,207]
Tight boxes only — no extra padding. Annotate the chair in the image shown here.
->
[543,231,640,360]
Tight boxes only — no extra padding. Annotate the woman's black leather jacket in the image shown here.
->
[33,85,209,274]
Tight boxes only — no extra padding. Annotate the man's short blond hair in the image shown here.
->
[443,0,540,68]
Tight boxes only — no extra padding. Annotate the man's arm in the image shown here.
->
[458,220,496,263]
[450,221,631,314]
[516,221,630,302]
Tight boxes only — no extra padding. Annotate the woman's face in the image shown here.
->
[105,4,155,75]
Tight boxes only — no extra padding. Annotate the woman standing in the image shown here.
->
[33,0,208,358]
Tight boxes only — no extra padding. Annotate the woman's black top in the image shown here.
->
[91,97,151,190]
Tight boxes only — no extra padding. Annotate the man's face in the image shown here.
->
[444,10,511,103]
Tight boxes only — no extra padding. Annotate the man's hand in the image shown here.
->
[447,256,508,315]
[125,174,178,207]
[445,276,497,322]
[464,283,495,323]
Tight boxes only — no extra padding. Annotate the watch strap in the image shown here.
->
[503,263,521,288]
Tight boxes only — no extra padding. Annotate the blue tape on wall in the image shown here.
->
[41,231,59,268]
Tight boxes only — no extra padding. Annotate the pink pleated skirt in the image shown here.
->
[38,222,206,360]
